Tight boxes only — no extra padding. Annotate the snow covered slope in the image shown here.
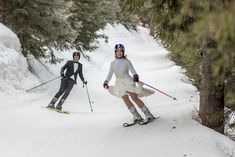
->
[0,23,234,157]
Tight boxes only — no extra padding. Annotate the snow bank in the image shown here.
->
[0,23,39,105]
[0,23,21,52]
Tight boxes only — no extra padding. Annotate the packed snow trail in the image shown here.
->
[0,24,234,157]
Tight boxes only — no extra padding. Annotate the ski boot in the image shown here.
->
[47,97,58,109]
[141,106,155,121]
[133,114,143,123]
[55,99,65,111]
[129,106,143,123]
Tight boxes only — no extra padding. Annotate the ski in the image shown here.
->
[123,119,145,127]
[41,106,70,114]
[123,121,138,127]
[139,116,160,125]
[123,116,160,127]
[54,109,69,114]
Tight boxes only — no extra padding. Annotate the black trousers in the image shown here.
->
[54,78,75,100]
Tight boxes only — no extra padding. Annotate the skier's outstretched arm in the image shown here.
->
[105,63,113,82]
[128,60,139,82]
[103,63,113,89]
[128,60,137,75]
[79,64,85,82]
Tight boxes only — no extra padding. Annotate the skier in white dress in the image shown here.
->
[103,44,155,122]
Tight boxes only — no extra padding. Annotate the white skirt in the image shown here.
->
[108,77,155,98]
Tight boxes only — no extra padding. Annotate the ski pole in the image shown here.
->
[26,76,61,92]
[140,81,177,100]
[84,83,94,112]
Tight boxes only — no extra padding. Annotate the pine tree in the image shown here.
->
[1,0,137,61]
[1,0,75,62]
[68,0,107,53]
[67,0,137,58]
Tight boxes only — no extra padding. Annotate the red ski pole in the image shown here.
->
[140,81,177,100]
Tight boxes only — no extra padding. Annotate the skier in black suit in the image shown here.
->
[47,52,87,110]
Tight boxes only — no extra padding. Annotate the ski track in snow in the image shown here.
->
[0,23,235,157]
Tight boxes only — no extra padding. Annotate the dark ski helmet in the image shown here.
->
[73,52,80,59]
[115,44,125,52]
[114,44,126,58]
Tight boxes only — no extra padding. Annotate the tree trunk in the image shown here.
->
[199,51,224,133]
[0,0,4,23]
[149,15,155,37]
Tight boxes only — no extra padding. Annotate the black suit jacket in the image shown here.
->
[60,60,85,84]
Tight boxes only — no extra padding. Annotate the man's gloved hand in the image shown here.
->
[103,80,109,89]
[61,73,64,77]
[83,81,87,85]
[133,74,139,82]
